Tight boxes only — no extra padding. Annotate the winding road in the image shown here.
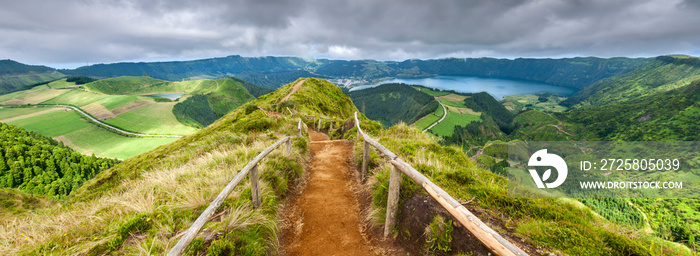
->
[0,104,183,138]
[422,100,447,133]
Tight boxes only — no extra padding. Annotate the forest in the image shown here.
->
[0,123,119,197]
[347,83,438,126]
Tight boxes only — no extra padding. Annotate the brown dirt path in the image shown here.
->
[280,79,306,102]
[281,129,384,256]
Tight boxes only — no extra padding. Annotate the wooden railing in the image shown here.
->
[304,115,335,131]
[354,112,529,256]
[167,136,294,256]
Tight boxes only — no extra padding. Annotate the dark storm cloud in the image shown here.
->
[0,0,699,67]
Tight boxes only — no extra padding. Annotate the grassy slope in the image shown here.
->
[347,121,690,256]
[1,107,177,159]
[0,78,357,255]
[566,55,700,107]
[103,101,198,135]
[348,83,439,126]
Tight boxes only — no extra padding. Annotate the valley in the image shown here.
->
[0,76,267,159]
[0,54,698,255]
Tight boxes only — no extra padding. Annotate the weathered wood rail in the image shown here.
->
[167,136,294,256]
[354,112,529,256]
[304,114,335,131]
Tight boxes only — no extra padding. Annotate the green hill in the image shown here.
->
[562,78,700,141]
[82,76,167,94]
[63,55,650,90]
[563,55,700,107]
[0,60,65,95]
[1,77,692,255]
[347,83,439,126]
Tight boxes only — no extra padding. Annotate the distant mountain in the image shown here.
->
[61,55,650,90]
[61,55,328,83]
[0,60,64,94]
[563,55,700,107]
[347,83,439,126]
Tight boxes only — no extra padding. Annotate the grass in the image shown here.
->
[0,107,49,120]
[0,107,179,159]
[62,126,178,159]
[353,122,694,256]
[0,85,71,105]
[41,89,107,107]
[502,94,568,113]
[414,86,450,97]
[4,108,92,137]
[0,108,308,255]
[413,102,444,131]
[103,102,198,135]
[0,72,64,93]
[429,111,481,137]
[46,79,78,88]
[95,95,140,110]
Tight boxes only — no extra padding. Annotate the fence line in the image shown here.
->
[167,136,293,256]
[354,112,528,256]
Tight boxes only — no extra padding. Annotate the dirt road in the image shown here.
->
[282,130,382,255]
[280,79,306,102]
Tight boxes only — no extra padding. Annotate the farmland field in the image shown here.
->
[42,89,106,107]
[46,79,78,88]
[429,111,481,136]
[413,101,444,130]
[0,107,177,159]
[104,102,198,135]
[0,85,70,104]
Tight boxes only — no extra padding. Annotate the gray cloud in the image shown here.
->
[0,0,699,68]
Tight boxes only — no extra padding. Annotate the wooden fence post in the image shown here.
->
[285,138,292,155]
[250,165,261,208]
[317,117,322,130]
[298,120,302,137]
[362,140,369,182]
[384,164,401,237]
[330,120,333,131]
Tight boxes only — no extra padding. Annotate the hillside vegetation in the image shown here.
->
[0,78,357,255]
[0,123,119,197]
[564,55,700,107]
[62,55,649,89]
[0,60,64,95]
[348,83,439,126]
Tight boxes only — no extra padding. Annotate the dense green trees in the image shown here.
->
[348,83,438,126]
[172,94,219,128]
[65,75,97,85]
[0,123,119,197]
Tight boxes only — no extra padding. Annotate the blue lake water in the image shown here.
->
[349,76,578,99]
[145,93,184,100]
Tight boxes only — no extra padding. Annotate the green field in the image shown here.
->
[0,107,48,120]
[94,95,140,110]
[46,79,78,88]
[0,85,71,104]
[0,107,177,159]
[413,102,444,130]
[414,86,450,96]
[104,102,198,135]
[502,94,568,113]
[429,111,481,136]
[42,89,106,107]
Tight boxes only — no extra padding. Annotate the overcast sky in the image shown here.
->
[2,0,700,68]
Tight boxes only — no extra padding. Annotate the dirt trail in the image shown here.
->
[282,129,383,255]
[280,79,306,102]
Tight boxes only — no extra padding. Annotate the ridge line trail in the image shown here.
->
[281,129,386,255]
[280,79,306,102]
